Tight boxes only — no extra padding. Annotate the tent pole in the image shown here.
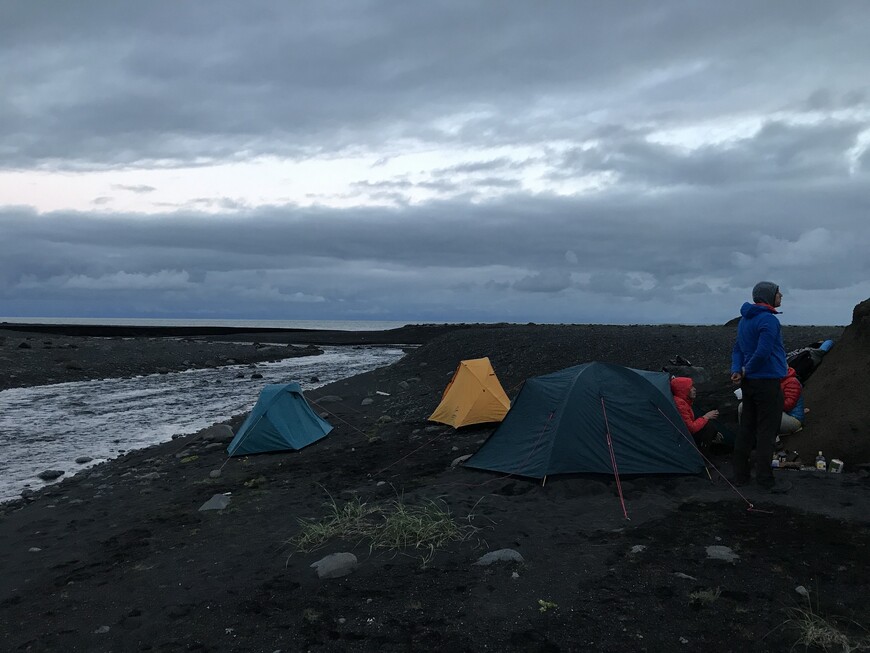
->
[542,475,547,487]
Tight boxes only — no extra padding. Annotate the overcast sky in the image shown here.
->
[2,1,869,325]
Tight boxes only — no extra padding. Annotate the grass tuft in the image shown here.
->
[689,587,721,607]
[287,493,479,565]
[288,494,375,553]
[776,592,869,652]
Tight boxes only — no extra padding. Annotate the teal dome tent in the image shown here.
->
[465,362,703,478]
[227,383,332,456]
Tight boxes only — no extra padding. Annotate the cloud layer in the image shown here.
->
[2,1,869,324]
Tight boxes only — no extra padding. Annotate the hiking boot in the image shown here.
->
[758,478,792,494]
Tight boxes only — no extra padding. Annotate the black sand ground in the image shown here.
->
[1,322,868,652]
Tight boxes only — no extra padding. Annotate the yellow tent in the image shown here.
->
[428,357,511,428]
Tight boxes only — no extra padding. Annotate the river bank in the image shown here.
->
[1,322,868,652]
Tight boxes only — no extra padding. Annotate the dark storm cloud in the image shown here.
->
[3,1,870,168]
[554,120,865,187]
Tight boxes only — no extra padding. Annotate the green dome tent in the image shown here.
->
[465,362,703,478]
[227,383,332,457]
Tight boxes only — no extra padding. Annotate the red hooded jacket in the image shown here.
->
[781,366,802,412]
[669,376,707,434]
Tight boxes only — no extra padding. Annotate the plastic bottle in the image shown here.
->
[815,451,827,471]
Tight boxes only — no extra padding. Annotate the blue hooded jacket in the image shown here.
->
[731,302,787,379]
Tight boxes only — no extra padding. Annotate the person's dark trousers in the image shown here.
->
[733,378,783,485]
[693,422,719,449]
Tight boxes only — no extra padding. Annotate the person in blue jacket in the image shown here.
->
[730,281,790,492]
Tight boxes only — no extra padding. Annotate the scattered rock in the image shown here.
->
[361,398,374,406]
[451,454,472,468]
[28,547,41,552]
[200,424,235,443]
[398,380,410,390]
[310,376,320,383]
[474,549,524,566]
[250,373,263,379]
[630,545,647,554]
[94,626,111,634]
[199,494,231,511]
[75,456,93,464]
[311,552,358,579]
[209,470,222,479]
[18,341,32,349]
[705,545,740,563]
[37,469,65,481]
[795,585,810,598]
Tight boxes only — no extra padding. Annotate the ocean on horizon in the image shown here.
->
[0,317,442,331]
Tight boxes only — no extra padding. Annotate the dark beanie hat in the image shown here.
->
[752,281,779,305]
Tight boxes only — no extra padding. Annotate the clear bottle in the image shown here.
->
[815,451,827,471]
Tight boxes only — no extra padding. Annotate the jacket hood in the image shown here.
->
[740,301,779,319]
[670,377,694,402]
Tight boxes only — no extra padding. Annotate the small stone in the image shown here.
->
[29,547,41,552]
[706,545,740,563]
[75,456,93,464]
[94,626,111,634]
[199,494,231,511]
[311,552,358,579]
[795,585,809,598]
[511,572,520,580]
[209,470,222,479]
[630,545,646,554]
[37,469,65,481]
[474,549,524,566]
[376,481,385,486]
[361,398,374,406]
[679,637,688,645]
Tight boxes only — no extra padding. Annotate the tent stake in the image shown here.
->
[542,475,547,487]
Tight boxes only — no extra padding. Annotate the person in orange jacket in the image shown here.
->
[669,376,721,447]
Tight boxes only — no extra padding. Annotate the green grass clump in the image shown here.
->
[775,592,868,652]
[287,494,479,565]
[689,587,721,606]
[289,495,375,552]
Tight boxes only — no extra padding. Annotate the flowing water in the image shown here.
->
[0,345,405,502]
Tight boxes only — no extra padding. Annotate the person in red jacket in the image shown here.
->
[779,366,805,435]
[670,377,721,447]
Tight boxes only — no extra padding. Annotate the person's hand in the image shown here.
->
[730,372,743,385]
[704,410,719,420]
